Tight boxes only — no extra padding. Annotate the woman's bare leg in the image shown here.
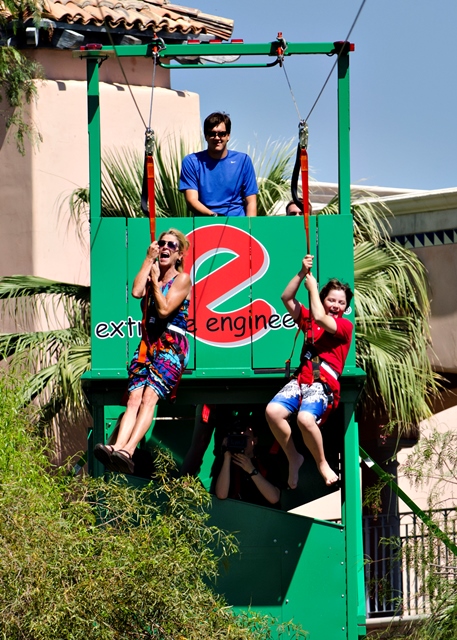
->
[265,402,304,489]
[112,388,143,451]
[114,386,159,457]
[296,411,338,486]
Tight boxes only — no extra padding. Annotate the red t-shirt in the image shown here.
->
[296,305,353,405]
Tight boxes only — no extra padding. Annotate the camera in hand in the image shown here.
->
[223,433,248,454]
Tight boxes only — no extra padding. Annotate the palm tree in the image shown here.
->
[0,0,45,153]
[322,193,439,434]
[0,275,90,433]
[0,142,438,440]
[68,138,295,224]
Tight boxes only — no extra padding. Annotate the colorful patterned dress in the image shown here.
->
[128,277,189,399]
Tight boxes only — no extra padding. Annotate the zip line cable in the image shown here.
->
[147,54,158,130]
[94,0,148,129]
[303,0,368,123]
[282,63,303,122]
[91,0,158,238]
[284,0,367,359]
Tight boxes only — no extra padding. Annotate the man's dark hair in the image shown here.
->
[204,112,231,136]
[285,200,312,215]
[319,278,353,307]
[285,200,296,215]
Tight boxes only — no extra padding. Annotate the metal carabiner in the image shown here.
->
[145,127,155,156]
[275,31,287,67]
[151,36,166,61]
[299,120,308,150]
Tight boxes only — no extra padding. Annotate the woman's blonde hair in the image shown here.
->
[159,228,189,272]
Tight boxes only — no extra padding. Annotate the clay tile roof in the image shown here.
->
[38,0,235,39]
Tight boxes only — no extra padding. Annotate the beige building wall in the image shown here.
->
[397,405,457,512]
[415,243,457,373]
[0,50,201,287]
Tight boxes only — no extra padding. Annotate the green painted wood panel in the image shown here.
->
[90,217,128,375]
[317,214,356,369]
[187,218,253,375]
[251,216,317,370]
[210,499,347,638]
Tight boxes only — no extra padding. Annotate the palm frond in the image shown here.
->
[102,147,144,218]
[354,241,430,329]
[0,275,90,333]
[0,328,88,368]
[0,275,89,301]
[320,190,391,244]
[154,136,200,217]
[248,139,295,216]
[67,187,90,245]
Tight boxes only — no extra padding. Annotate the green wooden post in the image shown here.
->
[337,49,367,639]
[87,58,101,221]
[337,48,351,218]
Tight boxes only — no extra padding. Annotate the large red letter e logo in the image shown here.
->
[184,225,275,347]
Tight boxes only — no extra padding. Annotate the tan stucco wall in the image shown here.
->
[385,191,457,375]
[397,404,457,511]
[0,52,200,287]
[414,244,457,373]
[30,49,172,87]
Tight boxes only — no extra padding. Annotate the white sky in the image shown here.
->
[171,0,457,190]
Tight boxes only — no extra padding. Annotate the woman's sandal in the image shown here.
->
[93,443,117,471]
[111,449,135,475]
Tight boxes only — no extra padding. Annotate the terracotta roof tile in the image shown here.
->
[1,0,234,39]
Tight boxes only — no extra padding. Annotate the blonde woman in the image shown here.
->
[94,229,191,474]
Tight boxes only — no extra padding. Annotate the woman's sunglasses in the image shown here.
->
[158,239,179,251]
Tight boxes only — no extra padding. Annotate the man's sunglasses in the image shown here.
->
[207,131,228,138]
[158,239,179,251]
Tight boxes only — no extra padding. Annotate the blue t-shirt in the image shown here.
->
[179,149,258,217]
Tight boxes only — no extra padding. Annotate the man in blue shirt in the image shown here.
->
[179,112,258,217]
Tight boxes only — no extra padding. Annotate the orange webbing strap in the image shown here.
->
[301,147,310,252]
[146,152,156,242]
[284,312,311,378]
[302,146,315,345]
[141,128,156,241]
[138,282,151,364]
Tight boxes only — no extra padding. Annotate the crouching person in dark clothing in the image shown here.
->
[214,426,281,507]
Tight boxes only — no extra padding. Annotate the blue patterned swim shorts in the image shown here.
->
[269,379,329,423]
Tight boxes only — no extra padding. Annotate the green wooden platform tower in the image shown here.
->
[80,38,366,639]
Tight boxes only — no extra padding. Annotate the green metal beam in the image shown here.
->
[87,58,101,221]
[337,51,351,216]
[360,446,457,556]
[343,410,367,638]
[75,41,341,60]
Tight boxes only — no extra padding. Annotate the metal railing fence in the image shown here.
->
[364,508,457,618]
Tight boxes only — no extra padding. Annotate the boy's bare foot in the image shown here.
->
[288,453,304,489]
[318,461,339,486]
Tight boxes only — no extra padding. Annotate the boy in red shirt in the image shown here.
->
[266,255,353,489]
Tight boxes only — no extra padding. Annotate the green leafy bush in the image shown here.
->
[0,372,304,639]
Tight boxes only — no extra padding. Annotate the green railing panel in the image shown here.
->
[188,217,254,375]
[90,217,128,375]
[250,215,316,371]
[211,499,347,638]
[317,213,356,369]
